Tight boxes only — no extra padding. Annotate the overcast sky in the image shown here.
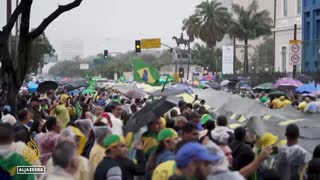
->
[1,0,203,57]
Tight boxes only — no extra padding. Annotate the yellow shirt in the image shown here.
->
[298,102,307,111]
[271,98,280,109]
[278,100,292,108]
[152,160,176,180]
[88,144,105,180]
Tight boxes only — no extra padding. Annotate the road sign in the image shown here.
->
[289,40,302,65]
[80,63,89,70]
[141,38,161,49]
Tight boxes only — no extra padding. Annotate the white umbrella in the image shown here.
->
[220,80,230,86]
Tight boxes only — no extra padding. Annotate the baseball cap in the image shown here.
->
[103,134,125,150]
[157,128,178,142]
[259,132,278,148]
[175,142,221,168]
[201,114,214,125]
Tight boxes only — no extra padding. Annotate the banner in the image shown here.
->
[194,88,320,152]
[222,45,234,74]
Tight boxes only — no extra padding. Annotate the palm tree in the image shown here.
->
[229,0,273,74]
[183,0,231,74]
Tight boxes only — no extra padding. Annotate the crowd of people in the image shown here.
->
[238,89,320,113]
[0,88,319,180]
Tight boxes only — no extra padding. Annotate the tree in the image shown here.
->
[191,43,222,72]
[229,0,273,74]
[49,61,83,77]
[10,34,55,74]
[250,38,274,73]
[0,0,83,109]
[183,0,231,73]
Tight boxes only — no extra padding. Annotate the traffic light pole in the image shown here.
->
[161,43,183,77]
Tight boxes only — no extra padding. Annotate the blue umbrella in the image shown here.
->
[68,89,80,96]
[27,82,38,93]
[173,84,194,94]
[295,83,320,93]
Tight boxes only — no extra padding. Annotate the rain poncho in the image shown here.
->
[69,126,86,155]
[39,131,59,165]
[55,94,76,129]
[211,126,234,144]
[75,119,93,138]
[46,127,89,180]
[89,126,111,180]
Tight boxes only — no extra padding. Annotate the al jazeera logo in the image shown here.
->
[17,139,45,175]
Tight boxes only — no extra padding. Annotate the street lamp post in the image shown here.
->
[161,43,182,75]
[108,52,131,81]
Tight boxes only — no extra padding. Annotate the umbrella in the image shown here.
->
[125,89,145,99]
[267,91,286,99]
[148,88,185,97]
[273,77,303,89]
[37,81,58,93]
[253,83,273,91]
[295,83,320,93]
[220,80,230,86]
[27,82,38,93]
[302,93,316,98]
[173,84,194,94]
[68,89,80,96]
[201,75,216,81]
[123,96,176,133]
[310,91,320,97]
[240,84,251,89]
[82,89,96,95]
[64,78,87,92]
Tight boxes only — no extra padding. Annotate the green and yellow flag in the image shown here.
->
[133,58,160,85]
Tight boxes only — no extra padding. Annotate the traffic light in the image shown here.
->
[104,50,108,59]
[135,40,141,53]
[179,68,184,78]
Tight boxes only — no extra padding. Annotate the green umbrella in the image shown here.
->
[82,89,96,95]
[253,83,273,90]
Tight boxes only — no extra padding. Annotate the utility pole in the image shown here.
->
[7,0,12,53]
[7,0,12,23]
[293,24,297,78]
[15,0,20,61]
[187,43,191,80]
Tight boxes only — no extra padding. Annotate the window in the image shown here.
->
[283,0,288,16]
[297,0,302,15]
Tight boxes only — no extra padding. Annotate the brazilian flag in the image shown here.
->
[133,58,160,86]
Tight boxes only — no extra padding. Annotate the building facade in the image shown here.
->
[273,0,302,73]
[302,0,320,73]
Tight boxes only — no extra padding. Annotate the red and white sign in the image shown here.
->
[289,40,302,65]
